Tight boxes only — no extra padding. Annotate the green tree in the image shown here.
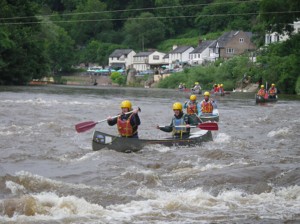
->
[123,12,165,49]
[0,0,48,84]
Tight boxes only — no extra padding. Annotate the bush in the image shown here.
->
[110,72,121,81]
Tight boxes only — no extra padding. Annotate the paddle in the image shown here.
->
[264,91,268,99]
[225,92,230,94]
[175,88,178,90]
[184,89,190,92]
[159,123,218,131]
[75,108,141,133]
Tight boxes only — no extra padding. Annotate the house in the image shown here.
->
[189,38,215,65]
[265,21,300,44]
[109,49,136,69]
[168,45,194,68]
[133,51,166,71]
[209,30,256,61]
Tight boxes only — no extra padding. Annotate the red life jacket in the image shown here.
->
[117,113,137,137]
[214,86,217,92]
[201,100,213,113]
[269,88,276,95]
[218,87,224,92]
[187,102,198,115]
[258,89,266,96]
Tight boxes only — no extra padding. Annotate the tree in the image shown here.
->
[123,12,165,49]
[0,0,48,84]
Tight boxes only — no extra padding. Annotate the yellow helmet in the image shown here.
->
[190,95,196,101]
[271,83,275,86]
[261,85,264,88]
[121,100,131,111]
[204,92,210,96]
[173,102,182,112]
[220,84,223,87]
[183,83,185,85]
[180,83,182,84]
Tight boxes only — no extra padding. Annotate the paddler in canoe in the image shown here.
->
[156,102,198,139]
[183,95,201,122]
[268,83,277,99]
[257,85,266,96]
[200,92,217,115]
[107,100,141,139]
[216,84,224,93]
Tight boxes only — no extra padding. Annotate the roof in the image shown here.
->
[209,31,253,48]
[133,51,154,57]
[190,40,215,54]
[169,45,194,54]
[109,49,133,57]
[163,53,169,59]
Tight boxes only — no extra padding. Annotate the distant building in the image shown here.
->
[265,21,300,44]
[189,38,215,65]
[168,45,194,68]
[109,49,136,69]
[133,51,166,71]
[209,30,256,61]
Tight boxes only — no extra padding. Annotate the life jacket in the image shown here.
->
[187,102,198,115]
[117,113,137,137]
[201,100,213,113]
[269,88,276,95]
[214,86,217,92]
[172,114,190,139]
[258,89,266,96]
[218,87,224,92]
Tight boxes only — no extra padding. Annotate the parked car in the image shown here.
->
[173,68,184,73]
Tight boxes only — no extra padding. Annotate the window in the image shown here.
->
[274,35,279,42]
[153,55,159,60]
[198,54,200,58]
[239,38,244,42]
[191,55,193,59]
[226,48,234,54]
[266,35,272,44]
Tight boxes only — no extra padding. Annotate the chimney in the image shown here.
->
[231,30,234,36]
[173,44,177,50]
[198,36,202,46]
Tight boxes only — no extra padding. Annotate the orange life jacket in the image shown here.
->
[201,100,213,113]
[117,113,137,137]
[258,89,266,96]
[269,88,276,95]
[187,103,198,115]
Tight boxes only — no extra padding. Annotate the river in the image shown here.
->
[0,85,300,223]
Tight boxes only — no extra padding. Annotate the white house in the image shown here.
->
[133,51,166,71]
[265,21,300,44]
[109,49,136,69]
[189,39,215,65]
[168,45,194,68]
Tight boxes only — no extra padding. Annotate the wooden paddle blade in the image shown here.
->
[197,123,218,131]
[75,121,97,133]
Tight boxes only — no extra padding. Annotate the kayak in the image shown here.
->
[191,88,202,94]
[190,109,219,123]
[255,94,278,103]
[92,130,213,152]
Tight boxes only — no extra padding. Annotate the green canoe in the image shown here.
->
[255,94,278,103]
[92,130,213,152]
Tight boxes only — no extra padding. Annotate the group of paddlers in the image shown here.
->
[257,84,277,99]
[178,82,202,91]
[212,84,224,93]
[108,92,217,140]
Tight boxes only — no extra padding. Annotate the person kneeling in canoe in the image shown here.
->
[268,83,277,99]
[257,85,266,96]
[200,92,217,116]
[107,100,140,139]
[155,103,198,139]
[183,95,201,122]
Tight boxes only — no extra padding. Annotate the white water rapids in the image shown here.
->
[0,85,300,223]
